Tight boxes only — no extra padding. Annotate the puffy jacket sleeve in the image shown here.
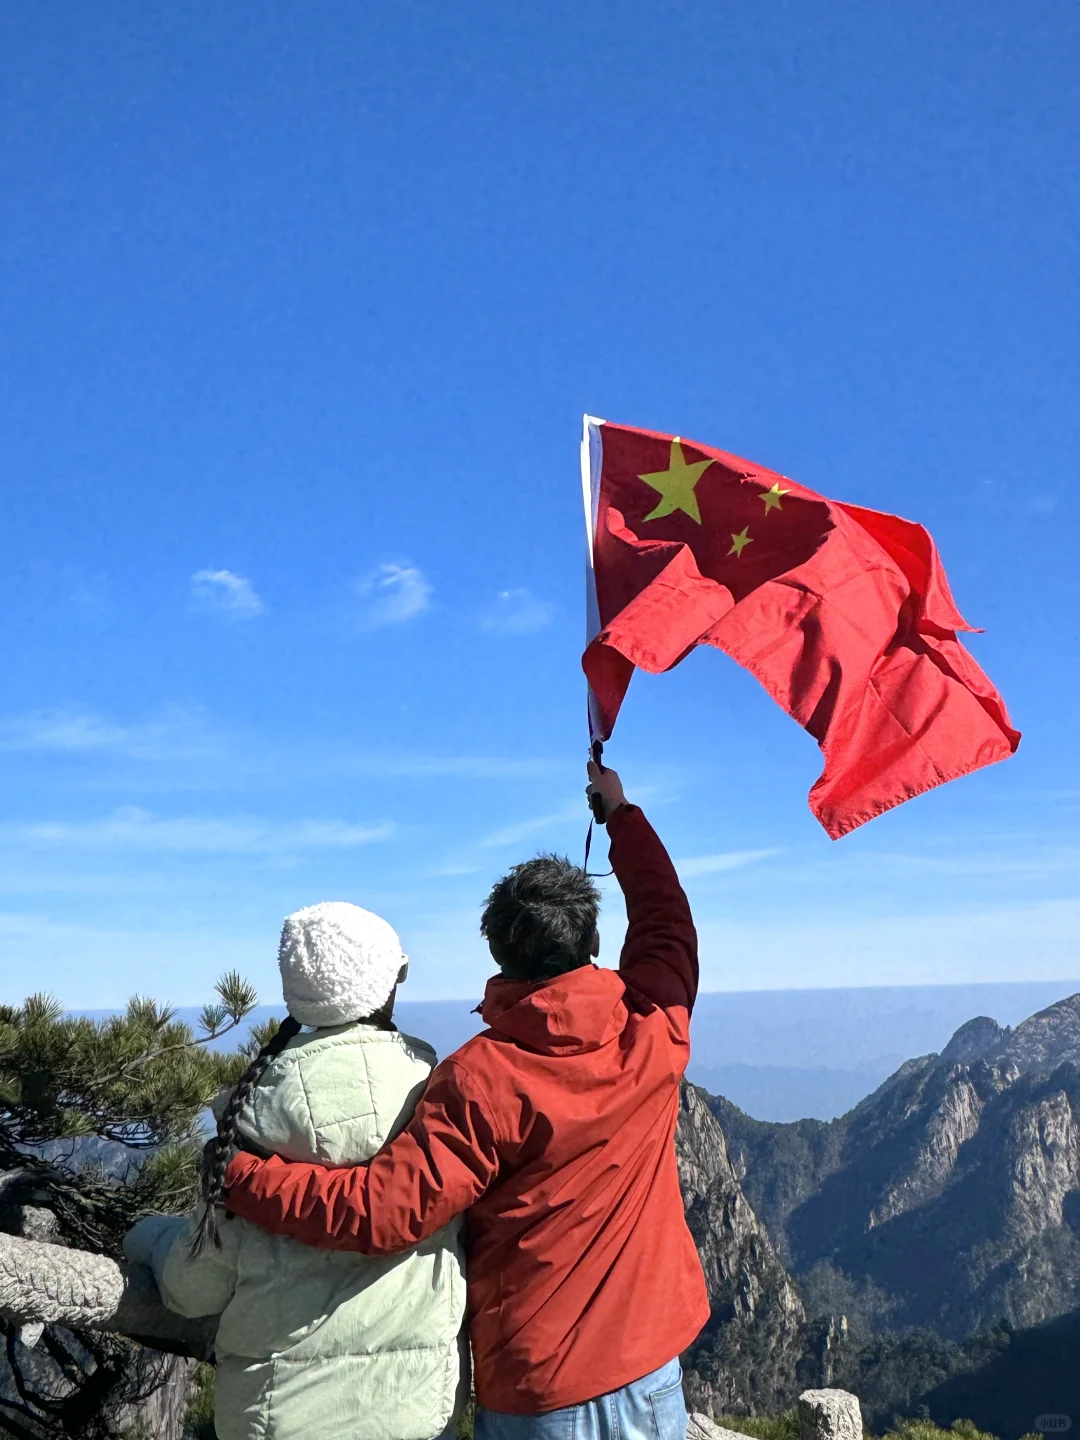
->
[124,1209,240,1319]
[608,805,699,1043]
[224,1058,499,1253]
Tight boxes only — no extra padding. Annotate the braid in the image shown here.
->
[189,1014,303,1257]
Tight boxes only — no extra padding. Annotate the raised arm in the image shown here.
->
[587,761,699,1035]
[223,1059,498,1253]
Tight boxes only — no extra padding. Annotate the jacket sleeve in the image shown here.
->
[123,1210,240,1319]
[224,1059,499,1253]
[608,804,699,1041]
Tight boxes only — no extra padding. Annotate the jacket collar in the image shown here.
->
[479,965,628,1055]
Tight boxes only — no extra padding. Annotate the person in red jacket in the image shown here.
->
[224,760,709,1439]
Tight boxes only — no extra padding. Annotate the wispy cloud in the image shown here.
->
[480,802,588,849]
[191,569,265,619]
[480,588,555,636]
[0,709,213,760]
[0,711,562,781]
[866,846,1080,880]
[333,753,562,780]
[2,808,392,855]
[479,782,675,850]
[675,849,781,879]
[1029,494,1059,515]
[0,866,192,897]
[0,912,272,1009]
[354,563,432,628]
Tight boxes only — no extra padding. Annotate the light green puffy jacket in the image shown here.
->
[124,1022,468,1440]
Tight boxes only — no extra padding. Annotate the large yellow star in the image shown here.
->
[638,440,713,525]
[760,482,790,514]
[728,527,753,558]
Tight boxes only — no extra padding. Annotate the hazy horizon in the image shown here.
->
[73,977,1080,1122]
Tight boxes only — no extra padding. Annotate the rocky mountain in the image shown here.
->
[709,993,1080,1341]
[675,1082,810,1413]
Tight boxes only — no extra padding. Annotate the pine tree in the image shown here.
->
[0,975,274,1439]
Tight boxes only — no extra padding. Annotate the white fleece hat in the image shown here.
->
[278,901,407,1027]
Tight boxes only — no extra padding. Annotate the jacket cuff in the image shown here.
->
[605,803,641,838]
[223,1149,263,1199]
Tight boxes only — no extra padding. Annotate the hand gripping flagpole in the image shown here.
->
[581,415,612,874]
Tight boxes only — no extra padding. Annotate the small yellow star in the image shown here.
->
[638,440,713,525]
[728,527,753,558]
[760,482,790,514]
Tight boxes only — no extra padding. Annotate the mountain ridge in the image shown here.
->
[708,992,1080,1340]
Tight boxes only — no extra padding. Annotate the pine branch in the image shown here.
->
[83,1014,244,1090]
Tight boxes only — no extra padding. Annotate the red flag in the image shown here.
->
[581,417,1020,839]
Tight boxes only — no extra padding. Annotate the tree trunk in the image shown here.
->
[0,1232,216,1360]
[115,1354,200,1440]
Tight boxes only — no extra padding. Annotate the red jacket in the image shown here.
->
[224,805,709,1414]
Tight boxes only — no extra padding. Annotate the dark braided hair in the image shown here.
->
[189,1014,303,1257]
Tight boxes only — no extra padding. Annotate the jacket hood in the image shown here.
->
[479,964,628,1054]
[232,1021,436,1166]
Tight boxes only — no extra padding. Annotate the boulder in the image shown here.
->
[687,1413,751,1440]
[797,1388,863,1440]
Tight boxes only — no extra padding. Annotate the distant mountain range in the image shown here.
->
[144,976,1080,1122]
[713,991,1080,1340]
[673,989,1080,1437]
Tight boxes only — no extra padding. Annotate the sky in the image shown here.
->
[1,2,1078,1010]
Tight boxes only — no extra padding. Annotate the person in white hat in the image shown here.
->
[124,902,467,1440]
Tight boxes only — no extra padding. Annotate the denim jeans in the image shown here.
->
[475,1358,687,1440]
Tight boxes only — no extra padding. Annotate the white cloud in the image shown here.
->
[333,753,562,780]
[480,802,589,848]
[2,808,392,855]
[480,589,555,636]
[354,563,432,628]
[190,569,265,619]
[860,846,1080,880]
[0,911,274,1008]
[0,866,187,897]
[0,712,128,752]
[0,708,212,760]
[479,784,672,850]
[0,713,561,782]
[1029,494,1059,515]
[675,849,781,878]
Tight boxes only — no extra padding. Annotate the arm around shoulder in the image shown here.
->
[225,1058,500,1253]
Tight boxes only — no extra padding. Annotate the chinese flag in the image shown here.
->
[581,418,1019,839]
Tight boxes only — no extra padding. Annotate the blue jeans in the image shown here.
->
[475,1358,687,1440]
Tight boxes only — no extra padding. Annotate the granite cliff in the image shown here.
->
[710,993,1080,1340]
[675,1082,810,1413]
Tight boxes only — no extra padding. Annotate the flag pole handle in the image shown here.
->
[587,739,606,822]
[583,738,612,876]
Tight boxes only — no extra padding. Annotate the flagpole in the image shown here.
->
[581,414,605,743]
[580,415,612,862]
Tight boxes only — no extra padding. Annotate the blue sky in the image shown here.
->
[2,2,1078,1009]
